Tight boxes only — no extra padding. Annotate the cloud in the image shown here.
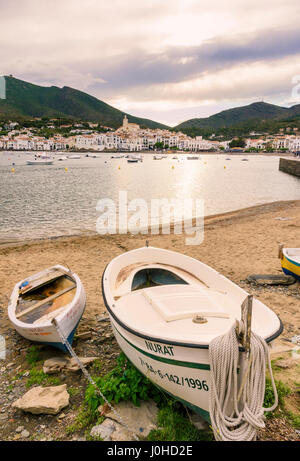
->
[0,0,300,124]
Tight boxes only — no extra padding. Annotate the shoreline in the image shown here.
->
[0,149,294,156]
[1,199,299,249]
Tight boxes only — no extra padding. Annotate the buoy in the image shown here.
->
[118,166,121,169]
[224,166,226,169]
[171,165,174,169]
[11,168,15,173]
[65,167,68,172]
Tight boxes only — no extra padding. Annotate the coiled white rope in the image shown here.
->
[208,322,278,441]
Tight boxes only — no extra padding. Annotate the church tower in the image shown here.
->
[123,115,128,129]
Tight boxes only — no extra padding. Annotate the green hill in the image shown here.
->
[0,76,168,129]
[175,102,300,131]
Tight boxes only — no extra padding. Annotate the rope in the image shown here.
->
[51,319,139,441]
[208,322,278,441]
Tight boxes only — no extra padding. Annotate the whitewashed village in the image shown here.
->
[1,115,300,153]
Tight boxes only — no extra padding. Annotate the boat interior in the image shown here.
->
[284,248,300,264]
[109,256,280,344]
[16,269,76,325]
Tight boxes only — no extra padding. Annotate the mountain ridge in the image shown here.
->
[0,76,168,129]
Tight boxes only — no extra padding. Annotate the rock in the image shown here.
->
[188,412,209,431]
[76,331,92,340]
[12,384,69,415]
[90,419,116,441]
[247,274,295,286]
[0,414,8,421]
[15,425,24,433]
[66,357,99,372]
[43,357,69,374]
[43,356,99,374]
[110,422,132,441]
[275,358,299,369]
[20,430,30,438]
[105,400,158,438]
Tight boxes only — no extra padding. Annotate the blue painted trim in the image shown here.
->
[282,267,300,281]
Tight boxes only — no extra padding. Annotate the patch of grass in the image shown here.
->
[26,345,40,365]
[26,367,61,388]
[66,404,104,434]
[68,387,81,398]
[263,376,291,417]
[148,400,214,441]
[85,353,162,414]
[91,359,102,374]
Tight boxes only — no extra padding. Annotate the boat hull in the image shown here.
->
[27,160,53,165]
[8,265,86,351]
[110,316,212,422]
[281,252,300,281]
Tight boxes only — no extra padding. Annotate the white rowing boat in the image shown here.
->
[8,265,86,351]
[102,246,282,422]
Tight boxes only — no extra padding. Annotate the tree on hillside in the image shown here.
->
[229,138,246,148]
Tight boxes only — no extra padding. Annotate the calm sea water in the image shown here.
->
[0,152,299,242]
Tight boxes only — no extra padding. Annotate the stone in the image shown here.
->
[110,422,133,441]
[105,400,158,438]
[43,356,99,374]
[76,331,92,340]
[20,430,30,438]
[188,412,209,431]
[15,425,24,433]
[90,419,116,441]
[12,384,69,415]
[43,357,69,374]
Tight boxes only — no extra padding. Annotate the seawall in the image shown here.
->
[279,158,300,178]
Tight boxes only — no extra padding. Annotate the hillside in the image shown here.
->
[175,102,300,131]
[0,76,168,129]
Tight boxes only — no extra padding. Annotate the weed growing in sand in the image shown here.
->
[264,376,291,416]
[26,367,61,388]
[68,386,81,397]
[26,345,40,365]
[147,400,214,441]
[84,353,162,414]
[65,403,104,434]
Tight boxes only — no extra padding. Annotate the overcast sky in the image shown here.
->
[1,0,300,126]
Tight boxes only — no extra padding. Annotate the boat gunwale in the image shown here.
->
[101,264,284,351]
[8,265,82,329]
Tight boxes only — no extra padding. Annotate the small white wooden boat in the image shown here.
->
[8,265,86,351]
[102,246,282,422]
[127,155,142,163]
[280,247,300,281]
[68,155,81,159]
[27,159,54,165]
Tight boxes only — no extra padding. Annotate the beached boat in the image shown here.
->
[153,155,164,160]
[280,247,300,281]
[68,155,81,159]
[127,155,142,163]
[57,156,68,161]
[187,156,199,160]
[102,246,282,422]
[8,265,86,351]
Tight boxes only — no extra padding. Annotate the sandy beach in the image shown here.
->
[0,199,299,440]
[1,199,299,332]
